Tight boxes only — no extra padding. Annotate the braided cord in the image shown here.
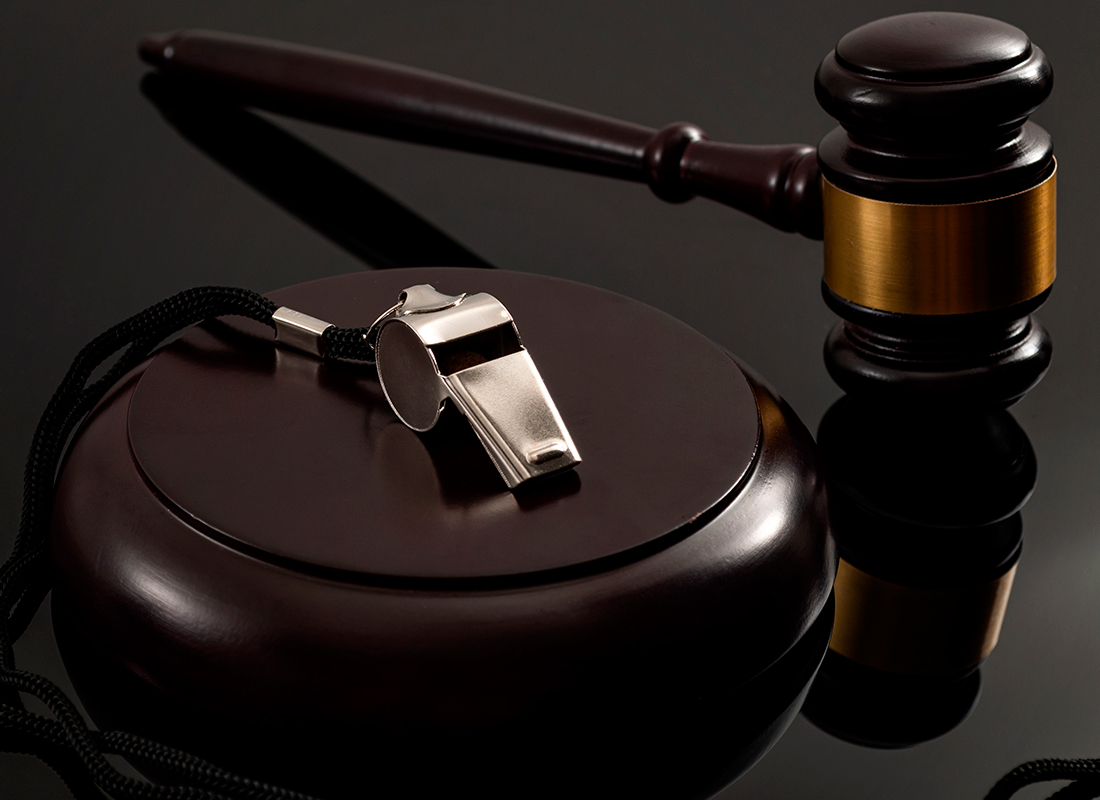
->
[0,286,327,800]
[985,760,1100,800]
[320,325,372,361]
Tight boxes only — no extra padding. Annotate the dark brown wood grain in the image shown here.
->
[52,591,833,799]
[51,269,834,736]
[138,14,1055,230]
[127,268,761,580]
[138,30,823,238]
[821,285,1053,408]
[815,12,1054,203]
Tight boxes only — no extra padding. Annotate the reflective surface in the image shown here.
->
[4,1,1100,798]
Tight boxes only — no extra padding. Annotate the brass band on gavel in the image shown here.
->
[823,165,1056,316]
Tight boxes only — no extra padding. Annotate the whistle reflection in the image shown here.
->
[804,396,1035,747]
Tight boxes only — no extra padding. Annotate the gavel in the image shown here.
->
[139,11,1055,408]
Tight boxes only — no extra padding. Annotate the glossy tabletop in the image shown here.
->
[3,1,1099,798]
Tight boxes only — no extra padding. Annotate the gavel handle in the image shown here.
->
[139,30,823,239]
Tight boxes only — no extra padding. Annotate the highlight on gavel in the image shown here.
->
[139,11,1055,410]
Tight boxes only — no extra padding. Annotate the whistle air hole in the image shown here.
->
[431,323,522,375]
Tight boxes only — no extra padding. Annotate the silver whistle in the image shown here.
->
[271,284,581,488]
[368,285,580,489]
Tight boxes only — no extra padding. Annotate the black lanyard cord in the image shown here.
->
[984,760,1100,800]
[0,285,347,800]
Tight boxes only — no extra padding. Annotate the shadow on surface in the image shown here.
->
[141,72,494,272]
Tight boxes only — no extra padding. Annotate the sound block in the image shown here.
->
[51,268,834,736]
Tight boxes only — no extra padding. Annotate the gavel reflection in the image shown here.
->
[803,399,1035,746]
[139,11,1055,744]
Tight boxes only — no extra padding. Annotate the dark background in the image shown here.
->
[3,1,1098,797]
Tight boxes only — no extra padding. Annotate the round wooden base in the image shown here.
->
[51,269,834,734]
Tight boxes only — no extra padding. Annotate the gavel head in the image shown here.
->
[814,12,1055,408]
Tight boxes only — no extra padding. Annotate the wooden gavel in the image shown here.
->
[139,11,1056,407]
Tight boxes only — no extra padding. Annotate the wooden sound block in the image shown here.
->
[51,268,834,732]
